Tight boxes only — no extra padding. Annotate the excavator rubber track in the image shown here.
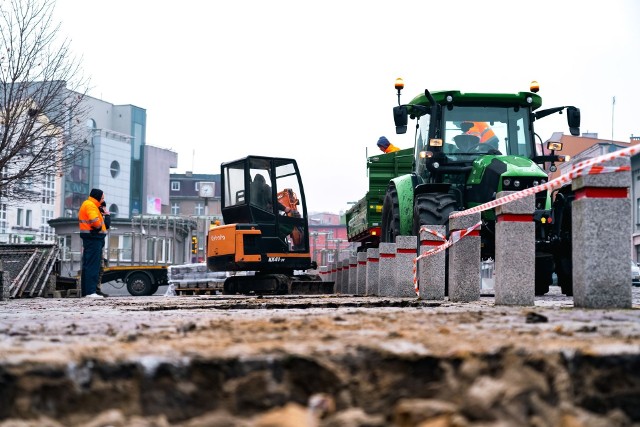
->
[223,273,334,295]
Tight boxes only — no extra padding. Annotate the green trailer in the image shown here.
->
[346,147,413,250]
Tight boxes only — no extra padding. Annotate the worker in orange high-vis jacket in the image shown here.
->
[377,136,400,153]
[78,188,107,298]
[460,121,500,148]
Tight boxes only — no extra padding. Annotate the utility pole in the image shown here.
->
[612,96,616,141]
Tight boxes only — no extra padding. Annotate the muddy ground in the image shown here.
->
[1,286,640,427]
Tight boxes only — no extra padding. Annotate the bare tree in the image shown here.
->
[0,0,90,203]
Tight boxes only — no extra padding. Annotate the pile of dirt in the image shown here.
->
[1,292,639,426]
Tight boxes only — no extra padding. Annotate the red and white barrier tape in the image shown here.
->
[412,221,481,297]
[449,144,636,219]
[412,143,638,296]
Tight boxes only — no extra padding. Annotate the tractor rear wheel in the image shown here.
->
[381,184,401,243]
[412,193,458,235]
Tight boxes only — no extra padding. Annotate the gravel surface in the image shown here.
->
[1,286,640,426]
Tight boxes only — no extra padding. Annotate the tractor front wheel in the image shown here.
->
[412,193,458,236]
[381,184,401,243]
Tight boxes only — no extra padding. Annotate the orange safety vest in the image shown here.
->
[466,122,499,146]
[277,189,304,246]
[381,143,400,153]
[78,197,106,234]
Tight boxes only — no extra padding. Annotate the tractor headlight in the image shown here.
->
[532,180,539,186]
[513,180,521,188]
[503,178,511,187]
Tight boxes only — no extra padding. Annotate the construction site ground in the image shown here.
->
[1,285,640,427]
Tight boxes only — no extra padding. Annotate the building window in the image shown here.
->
[195,202,204,216]
[108,234,131,262]
[41,174,55,205]
[171,181,180,191]
[58,235,72,260]
[109,204,119,218]
[110,161,120,178]
[171,203,180,215]
[25,210,32,227]
[0,203,6,234]
[17,208,22,226]
[146,238,156,263]
[40,209,54,240]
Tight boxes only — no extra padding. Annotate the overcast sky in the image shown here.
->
[53,0,640,214]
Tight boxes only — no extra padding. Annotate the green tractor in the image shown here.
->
[383,79,580,295]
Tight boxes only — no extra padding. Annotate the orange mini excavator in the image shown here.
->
[206,156,333,295]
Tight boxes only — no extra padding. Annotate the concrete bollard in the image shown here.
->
[365,248,380,295]
[448,212,481,302]
[572,157,632,308]
[330,262,337,283]
[319,266,329,282]
[0,270,6,301]
[418,225,447,300]
[378,243,396,296]
[395,236,418,297]
[335,261,343,294]
[356,252,367,295]
[340,259,350,294]
[494,192,535,306]
[348,255,358,294]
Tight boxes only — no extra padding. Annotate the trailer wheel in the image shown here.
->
[381,184,401,243]
[126,273,153,296]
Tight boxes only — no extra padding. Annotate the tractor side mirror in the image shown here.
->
[567,106,580,136]
[393,106,408,134]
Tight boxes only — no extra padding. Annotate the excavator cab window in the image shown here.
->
[275,161,307,252]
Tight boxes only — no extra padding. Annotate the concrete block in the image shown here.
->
[494,193,535,306]
[335,261,343,294]
[395,236,418,297]
[418,225,446,300]
[319,266,329,282]
[495,221,535,305]
[356,252,367,295]
[348,255,358,294]
[67,289,81,298]
[329,262,337,283]
[572,157,631,190]
[378,243,396,296]
[341,259,350,294]
[365,248,379,295]
[0,271,7,301]
[573,197,632,308]
[448,212,481,302]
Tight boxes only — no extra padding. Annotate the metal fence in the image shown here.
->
[0,244,58,298]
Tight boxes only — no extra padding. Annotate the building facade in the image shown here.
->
[167,172,222,262]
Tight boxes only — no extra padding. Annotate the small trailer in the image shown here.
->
[100,265,169,296]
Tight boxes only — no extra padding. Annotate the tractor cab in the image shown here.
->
[219,156,309,255]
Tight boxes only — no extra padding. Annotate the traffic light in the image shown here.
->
[191,236,198,254]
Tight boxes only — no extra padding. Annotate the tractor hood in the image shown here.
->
[467,155,547,186]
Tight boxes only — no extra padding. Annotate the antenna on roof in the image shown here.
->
[192,149,195,172]
[612,96,615,141]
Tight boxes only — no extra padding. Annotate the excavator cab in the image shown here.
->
[207,156,329,294]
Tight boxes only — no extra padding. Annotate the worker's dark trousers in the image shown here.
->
[80,235,105,296]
